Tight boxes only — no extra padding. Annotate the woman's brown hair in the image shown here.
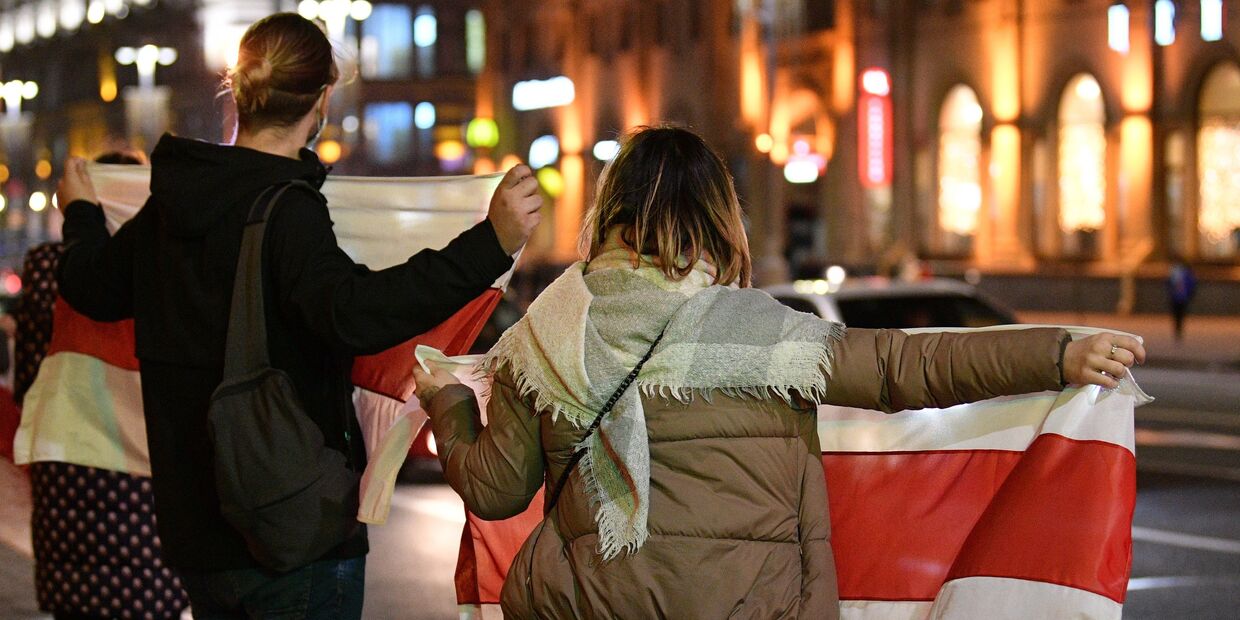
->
[582,126,752,287]
[225,13,339,132]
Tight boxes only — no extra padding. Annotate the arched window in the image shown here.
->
[1057,74,1107,250]
[937,85,984,244]
[1197,63,1240,259]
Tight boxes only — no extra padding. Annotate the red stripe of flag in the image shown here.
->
[352,289,502,401]
[944,434,1136,603]
[824,450,1022,601]
[455,490,545,605]
[46,297,138,371]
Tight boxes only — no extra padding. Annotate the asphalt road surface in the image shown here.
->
[1123,366,1240,619]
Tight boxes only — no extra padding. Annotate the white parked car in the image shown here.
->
[763,277,1018,329]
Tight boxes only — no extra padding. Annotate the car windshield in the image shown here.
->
[834,294,1013,329]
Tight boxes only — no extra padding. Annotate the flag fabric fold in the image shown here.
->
[453,326,1150,620]
[14,166,512,524]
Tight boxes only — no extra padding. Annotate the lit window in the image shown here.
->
[365,102,414,164]
[1197,63,1240,257]
[414,7,437,47]
[1058,74,1107,237]
[414,101,435,129]
[1202,0,1224,42]
[414,6,436,77]
[360,4,412,79]
[1108,3,1130,53]
[937,85,984,238]
[1155,0,1176,46]
[466,9,485,75]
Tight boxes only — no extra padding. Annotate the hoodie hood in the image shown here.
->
[149,134,327,237]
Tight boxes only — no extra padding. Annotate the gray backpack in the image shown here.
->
[207,181,360,572]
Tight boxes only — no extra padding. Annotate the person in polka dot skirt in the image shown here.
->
[18,152,190,620]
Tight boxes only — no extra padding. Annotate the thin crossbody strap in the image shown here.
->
[542,327,667,516]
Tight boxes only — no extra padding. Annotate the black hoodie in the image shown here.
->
[57,135,513,570]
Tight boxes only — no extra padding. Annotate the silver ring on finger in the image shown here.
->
[1108,343,1118,359]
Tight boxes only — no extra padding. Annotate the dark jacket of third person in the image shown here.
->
[56,135,514,570]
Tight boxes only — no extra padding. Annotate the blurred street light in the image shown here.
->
[116,45,177,90]
[298,0,372,38]
[29,191,47,212]
[1,80,38,122]
[592,140,619,161]
[466,118,499,149]
[528,135,560,169]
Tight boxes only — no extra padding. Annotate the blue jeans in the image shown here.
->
[179,557,365,620]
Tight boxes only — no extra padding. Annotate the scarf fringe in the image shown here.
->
[574,439,648,561]
[482,322,845,424]
[635,321,846,407]
[480,339,592,428]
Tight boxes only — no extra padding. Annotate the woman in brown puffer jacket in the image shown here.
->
[413,126,1144,619]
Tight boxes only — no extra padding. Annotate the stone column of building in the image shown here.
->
[737,2,787,285]
[888,0,918,270]
[822,0,866,267]
[1116,0,1156,312]
[987,0,1031,269]
[554,2,587,264]
[823,0,855,266]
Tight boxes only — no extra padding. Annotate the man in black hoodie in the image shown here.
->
[54,15,541,617]
[55,132,539,614]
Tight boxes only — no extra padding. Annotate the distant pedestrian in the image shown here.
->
[1167,260,1197,342]
[20,151,192,620]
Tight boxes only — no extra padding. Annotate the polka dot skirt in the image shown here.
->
[30,462,190,619]
[13,242,62,405]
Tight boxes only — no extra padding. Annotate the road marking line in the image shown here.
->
[1127,574,1240,591]
[389,494,467,524]
[1138,458,1240,482]
[1137,408,1240,430]
[1132,526,1240,555]
[1135,428,1240,451]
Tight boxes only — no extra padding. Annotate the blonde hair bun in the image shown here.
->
[224,13,339,131]
[230,56,274,115]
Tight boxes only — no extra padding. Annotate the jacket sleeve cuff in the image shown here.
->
[1056,331,1072,388]
[64,200,106,222]
[425,383,483,465]
[426,383,478,421]
[446,219,515,283]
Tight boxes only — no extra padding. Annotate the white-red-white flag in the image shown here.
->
[453,326,1150,620]
[14,166,513,498]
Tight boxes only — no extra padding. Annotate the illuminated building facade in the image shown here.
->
[0,1,1237,309]
[868,0,1240,310]
[482,0,1239,310]
[0,0,486,269]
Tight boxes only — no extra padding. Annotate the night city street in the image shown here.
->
[2,312,1239,618]
[1,0,1240,618]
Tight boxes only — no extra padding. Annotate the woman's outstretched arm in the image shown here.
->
[822,327,1142,413]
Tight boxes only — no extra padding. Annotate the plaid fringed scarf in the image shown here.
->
[482,247,845,560]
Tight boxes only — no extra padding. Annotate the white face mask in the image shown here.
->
[306,88,329,147]
[306,104,327,147]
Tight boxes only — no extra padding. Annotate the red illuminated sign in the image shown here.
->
[857,92,892,188]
